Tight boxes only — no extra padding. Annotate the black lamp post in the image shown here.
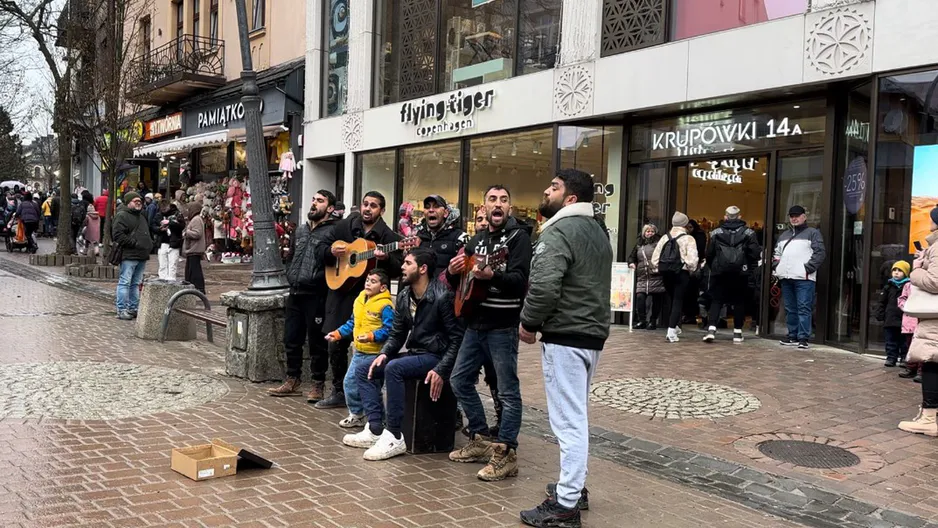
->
[234,0,288,291]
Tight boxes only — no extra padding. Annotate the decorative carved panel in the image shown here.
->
[399,0,437,100]
[601,0,665,58]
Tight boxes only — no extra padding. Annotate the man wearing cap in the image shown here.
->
[417,195,467,274]
[703,206,762,344]
[772,205,826,349]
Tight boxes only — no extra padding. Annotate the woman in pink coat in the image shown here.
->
[898,206,938,436]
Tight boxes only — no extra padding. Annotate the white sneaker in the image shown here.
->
[338,413,366,429]
[666,329,680,343]
[733,331,744,344]
[675,326,683,336]
[703,327,716,343]
[363,429,407,461]
[342,427,381,448]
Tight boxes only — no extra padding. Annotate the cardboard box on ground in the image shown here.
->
[170,438,272,481]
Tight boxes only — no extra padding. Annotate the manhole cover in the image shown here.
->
[757,440,860,469]
[589,378,761,419]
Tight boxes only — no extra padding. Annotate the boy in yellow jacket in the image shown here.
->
[326,269,395,429]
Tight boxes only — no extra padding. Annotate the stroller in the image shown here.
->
[2,216,31,253]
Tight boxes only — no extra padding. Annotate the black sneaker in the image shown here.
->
[779,338,798,347]
[646,323,657,331]
[313,391,346,409]
[545,483,589,510]
[798,341,810,349]
[914,371,923,383]
[899,367,917,379]
[520,498,581,528]
[885,358,897,367]
[632,322,647,330]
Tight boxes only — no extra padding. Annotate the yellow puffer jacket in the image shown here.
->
[335,290,394,353]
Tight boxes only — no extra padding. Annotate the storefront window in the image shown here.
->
[359,149,398,224]
[324,0,350,117]
[868,70,938,349]
[518,0,561,74]
[467,128,553,238]
[670,0,807,41]
[198,145,228,177]
[558,125,623,258]
[442,0,517,91]
[401,141,462,227]
[630,100,827,162]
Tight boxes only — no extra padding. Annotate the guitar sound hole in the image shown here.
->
[349,254,358,266]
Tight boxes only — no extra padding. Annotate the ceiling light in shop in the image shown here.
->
[793,105,800,109]
[491,148,497,159]
[511,142,517,156]
[385,166,390,171]
[170,156,177,160]
[582,136,590,148]
[454,157,460,164]
[496,165,502,175]
[438,157,443,165]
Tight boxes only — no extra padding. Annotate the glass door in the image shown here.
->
[765,149,826,338]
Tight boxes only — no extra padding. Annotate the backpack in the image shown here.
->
[658,233,687,274]
[71,203,86,226]
[713,228,749,274]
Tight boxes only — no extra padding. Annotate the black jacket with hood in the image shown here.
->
[446,215,532,330]
[705,219,762,276]
[416,207,467,273]
[286,216,338,296]
[323,213,402,330]
[382,278,464,380]
[158,205,185,249]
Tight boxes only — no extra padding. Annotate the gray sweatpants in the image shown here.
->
[542,342,601,509]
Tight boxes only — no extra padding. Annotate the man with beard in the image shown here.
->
[268,191,339,397]
[446,185,531,482]
[417,195,467,272]
[315,191,403,408]
[519,169,612,528]
[342,247,463,461]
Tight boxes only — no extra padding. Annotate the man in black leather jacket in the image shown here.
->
[342,247,464,461]
[268,190,338,399]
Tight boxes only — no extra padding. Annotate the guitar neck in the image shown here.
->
[357,240,406,261]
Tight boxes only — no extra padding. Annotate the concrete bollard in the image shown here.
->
[135,279,197,341]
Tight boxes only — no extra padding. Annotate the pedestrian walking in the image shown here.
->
[94,190,108,241]
[627,224,665,330]
[772,205,826,349]
[518,169,612,528]
[14,191,41,253]
[703,206,762,344]
[652,212,699,343]
[181,203,206,293]
[83,204,101,256]
[898,207,938,436]
[111,192,152,320]
[877,260,912,367]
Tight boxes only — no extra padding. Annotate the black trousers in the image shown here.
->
[283,293,329,382]
[662,271,691,329]
[683,275,701,320]
[884,327,910,362]
[923,363,938,409]
[635,291,665,325]
[184,255,205,293]
[707,274,748,331]
[23,221,38,252]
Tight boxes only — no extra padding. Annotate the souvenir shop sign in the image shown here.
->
[399,89,495,138]
[185,89,285,135]
[145,113,182,140]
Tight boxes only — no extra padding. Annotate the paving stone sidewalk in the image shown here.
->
[0,274,799,528]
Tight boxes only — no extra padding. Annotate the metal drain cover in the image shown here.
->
[757,440,860,469]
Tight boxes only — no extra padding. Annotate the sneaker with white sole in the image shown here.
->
[363,429,407,461]
[666,329,680,343]
[342,427,381,449]
[338,413,367,429]
[733,330,744,344]
[675,326,683,336]
[703,327,716,343]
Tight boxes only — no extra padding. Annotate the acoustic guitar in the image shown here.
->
[454,247,509,318]
[326,236,418,291]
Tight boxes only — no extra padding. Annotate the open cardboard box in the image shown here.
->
[171,438,272,481]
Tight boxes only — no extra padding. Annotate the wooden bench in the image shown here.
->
[159,289,226,344]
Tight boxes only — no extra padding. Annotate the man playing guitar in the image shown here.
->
[446,185,532,482]
[316,191,402,410]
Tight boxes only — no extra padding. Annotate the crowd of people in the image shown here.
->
[267,169,612,528]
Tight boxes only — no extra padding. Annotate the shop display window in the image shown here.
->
[359,149,398,223]
[868,70,938,349]
[324,0,350,117]
[442,0,517,92]
[401,141,461,228]
[467,128,553,238]
[670,0,806,41]
[518,0,561,75]
[199,145,228,177]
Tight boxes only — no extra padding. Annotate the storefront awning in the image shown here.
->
[228,125,289,142]
[133,130,228,157]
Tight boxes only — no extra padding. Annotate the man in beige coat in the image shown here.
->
[899,206,938,436]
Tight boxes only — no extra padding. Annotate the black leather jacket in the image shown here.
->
[286,217,338,296]
[381,279,464,379]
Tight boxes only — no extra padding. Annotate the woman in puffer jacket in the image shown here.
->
[628,224,665,330]
[898,206,938,436]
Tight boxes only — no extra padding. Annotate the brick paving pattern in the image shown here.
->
[590,377,762,419]
[0,261,800,528]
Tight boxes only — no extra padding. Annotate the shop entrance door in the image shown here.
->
[671,154,770,332]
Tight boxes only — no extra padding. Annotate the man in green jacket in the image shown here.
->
[112,191,153,320]
[519,169,612,528]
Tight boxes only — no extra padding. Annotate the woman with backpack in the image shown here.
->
[652,212,699,343]
[628,224,666,330]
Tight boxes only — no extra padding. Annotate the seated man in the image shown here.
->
[342,246,464,461]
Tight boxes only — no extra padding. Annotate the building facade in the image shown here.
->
[303,0,938,355]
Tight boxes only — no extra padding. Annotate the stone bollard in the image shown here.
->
[221,289,289,382]
[135,279,197,341]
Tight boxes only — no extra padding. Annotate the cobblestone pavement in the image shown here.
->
[0,273,800,528]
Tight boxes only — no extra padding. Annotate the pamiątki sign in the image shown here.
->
[400,89,495,138]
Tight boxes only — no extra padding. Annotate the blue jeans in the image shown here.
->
[357,353,439,435]
[450,327,522,449]
[344,351,380,416]
[43,217,54,236]
[116,259,147,313]
[780,279,816,341]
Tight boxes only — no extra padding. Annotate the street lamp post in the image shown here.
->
[234,0,288,291]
